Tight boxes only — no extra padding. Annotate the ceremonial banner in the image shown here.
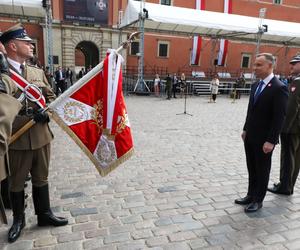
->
[191,0,205,65]
[217,0,232,66]
[49,50,134,176]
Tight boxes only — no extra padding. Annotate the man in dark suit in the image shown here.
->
[55,66,66,95]
[235,53,288,212]
[268,54,300,195]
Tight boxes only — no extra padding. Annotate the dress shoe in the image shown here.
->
[244,202,262,213]
[234,195,252,205]
[267,184,293,195]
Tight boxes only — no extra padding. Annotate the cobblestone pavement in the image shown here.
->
[1,95,300,250]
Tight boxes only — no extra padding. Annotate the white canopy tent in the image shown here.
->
[120,0,300,47]
[0,0,45,18]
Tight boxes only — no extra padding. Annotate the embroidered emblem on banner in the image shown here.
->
[63,101,88,123]
[94,133,117,168]
[116,110,129,134]
[92,100,104,134]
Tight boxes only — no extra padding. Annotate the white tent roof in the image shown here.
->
[0,0,45,18]
[120,0,300,46]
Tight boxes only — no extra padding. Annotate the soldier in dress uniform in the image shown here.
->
[0,24,68,243]
[0,35,22,224]
[268,54,300,195]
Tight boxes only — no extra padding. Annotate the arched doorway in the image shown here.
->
[75,41,100,71]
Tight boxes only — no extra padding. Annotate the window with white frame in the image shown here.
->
[273,0,282,4]
[241,54,251,68]
[158,41,170,58]
[160,0,172,6]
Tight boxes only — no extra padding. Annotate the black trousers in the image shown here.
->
[279,133,300,193]
[56,80,66,95]
[172,85,177,97]
[244,139,273,202]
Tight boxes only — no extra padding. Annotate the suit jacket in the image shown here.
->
[55,70,65,83]
[281,76,300,134]
[7,64,56,150]
[243,76,288,145]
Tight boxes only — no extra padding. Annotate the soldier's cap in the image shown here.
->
[0,24,32,44]
[290,54,300,64]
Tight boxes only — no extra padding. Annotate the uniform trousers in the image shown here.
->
[244,139,273,202]
[279,133,300,193]
[9,144,50,192]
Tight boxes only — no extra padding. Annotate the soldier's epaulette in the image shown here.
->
[27,64,41,70]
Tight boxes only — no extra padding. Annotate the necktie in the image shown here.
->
[254,80,264,103]
[20,64,25,76]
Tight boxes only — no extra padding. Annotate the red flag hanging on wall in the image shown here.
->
[49,50,134,176]
[191,0,205,65]
[217,0,232,66]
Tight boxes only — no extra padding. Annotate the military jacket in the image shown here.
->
[7,64,56,150]
[0,74,22,180]
[282,76,300,134]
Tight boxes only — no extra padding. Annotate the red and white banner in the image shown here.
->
[9,69,46,109]
[49,50,134,176]
[217,0,232,66]
[191,0,205,65]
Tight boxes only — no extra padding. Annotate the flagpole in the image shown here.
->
[9,32,140,145]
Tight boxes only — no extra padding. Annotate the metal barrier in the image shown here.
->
[122,76,252,96]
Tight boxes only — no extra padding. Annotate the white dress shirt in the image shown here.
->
[7,57,25,75]
[257,73,274,94]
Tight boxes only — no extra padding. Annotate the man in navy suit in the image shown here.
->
[235,53,288,212]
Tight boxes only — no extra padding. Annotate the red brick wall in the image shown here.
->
[0,21,45,66]
[122,0,300,77]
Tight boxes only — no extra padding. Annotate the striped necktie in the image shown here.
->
[254,80,264,103]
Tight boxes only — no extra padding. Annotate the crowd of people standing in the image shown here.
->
[153,72,187,99]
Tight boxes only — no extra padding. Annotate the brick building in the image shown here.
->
[0,0,300,78]
[123,0,300,78]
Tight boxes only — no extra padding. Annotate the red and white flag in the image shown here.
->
[49,50,134,176]
[191,0,205,65]
[217,0,232,66]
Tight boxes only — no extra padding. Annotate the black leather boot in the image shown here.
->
[1,178,11,209]
[8,191,25,243]
[32,184,68,227]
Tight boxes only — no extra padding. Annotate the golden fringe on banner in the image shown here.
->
[51,112,134,177]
